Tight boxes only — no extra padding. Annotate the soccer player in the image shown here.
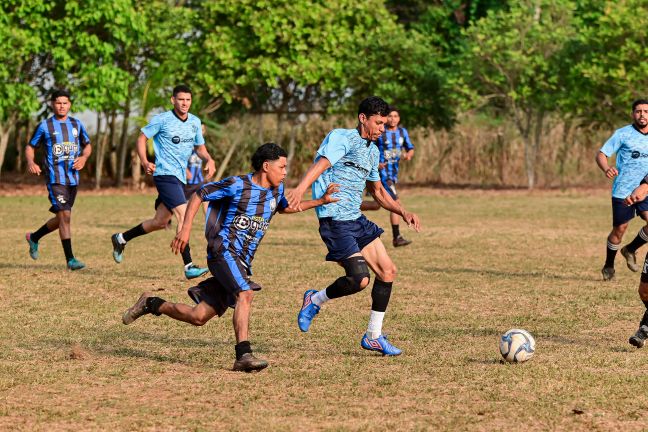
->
[25,89,92,270]
[121,143,338,372]
[596,99,648,281]
[111,85,216,279]
[288,96,421,356]
[184,148,210,215]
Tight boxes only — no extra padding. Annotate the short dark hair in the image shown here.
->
[50,89,71,102]
[358,96,390,117]
[251,143,287,171]
[173,85,192,97]
[633,99,648,111]
[387,105,400,115]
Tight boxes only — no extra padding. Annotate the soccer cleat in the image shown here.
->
[629,325,648,348]
[111,234,125,263]
[601,267,615,281]
[361,333,402,356]
[122,292,153,325]
[26,232,39,260]
[185,264,208,280]
[297,289,320,332]
[232,353,269,372]
[621,246,640,272]
[393,235,412,248]
[66,258,86,271]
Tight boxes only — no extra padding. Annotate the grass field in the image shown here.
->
[1,187,647,431]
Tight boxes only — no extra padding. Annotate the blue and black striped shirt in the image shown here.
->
[377,127,414,183]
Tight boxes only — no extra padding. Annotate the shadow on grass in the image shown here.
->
[424,266,586,281]
[465,358,502,365]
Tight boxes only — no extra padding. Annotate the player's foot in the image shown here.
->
[25,232,39,260]
[122,291,153,325]
[629,325,648,348]
[360,333,402,356]
[601,266,615,281]
[393,235,412,248]
[621,246,640,272]
[185,264,208,280]
[66,258,85,271]
[111,234,125,263]
[232,353,269,372]
[297,289,320,332]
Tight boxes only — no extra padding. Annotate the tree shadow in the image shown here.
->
[424,266,586,281]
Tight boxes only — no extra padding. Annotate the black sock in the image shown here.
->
[181,243,193,266]
[371,280,393,312]
[392,224,400,239]
[123,223,147,242]
[61,238,74,261]
[640,301,648,327]
[627,228,648,253]
[235,341,252,360]
[605,240,619,268]
[145,297,166,316]
[31,223,55,243]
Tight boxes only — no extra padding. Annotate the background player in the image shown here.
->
[121,143,338,372]
[288,96,420,357]
[596,99,648,281]
[25,89,92,270]
[111,85,216,279]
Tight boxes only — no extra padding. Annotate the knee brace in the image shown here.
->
[326,256,371,299]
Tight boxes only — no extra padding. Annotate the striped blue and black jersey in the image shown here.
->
[377,127,414,183]
[187,150,204,185]
[29,116,91,185]
[198,174,289,267]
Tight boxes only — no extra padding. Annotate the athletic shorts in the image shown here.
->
[153,175,187,211]
[187,254,261,315]
[381,178,398,200]
[318,215,384,262]
[612,197,648,226]
[47,183,77,213]
[183,182,203,201]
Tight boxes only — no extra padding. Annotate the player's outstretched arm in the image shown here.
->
[73,143,92,170]
[281,183,339,214]
[136,133,155,175]
[367,180,421,232]
[596,151,617,179]
[195,144,216,179]
[25,145,41,176]
[171,193,202,254]
[286,157,332,209]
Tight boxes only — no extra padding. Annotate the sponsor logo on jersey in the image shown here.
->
[53,142,79,157]
[172,136,181,144]
[343,161,369,175]
[233,214,270,234]
[631,150,648,159]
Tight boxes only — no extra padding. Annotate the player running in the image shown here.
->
[288,96,420,356]
[121,143,338,372]
[25,89,92,270]
[111,85,215,279]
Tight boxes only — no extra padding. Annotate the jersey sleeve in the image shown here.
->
[194,119,205,146]
[28,123,46,148]
[141,114,162,139]
[401,128,414,150]
[600,130,622,157]
[276,185,289,210]
[79,122,91,146]
[316,130,351,166]
[199,177,240,202]
[377,136,386,164]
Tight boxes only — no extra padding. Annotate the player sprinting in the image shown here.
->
[288,96,421,356]
[121,143,338,372]
[25,89,92,270]
[111,85,216,279]
[596,99,648,281]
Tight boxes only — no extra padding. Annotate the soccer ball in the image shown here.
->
[499,329,535,363]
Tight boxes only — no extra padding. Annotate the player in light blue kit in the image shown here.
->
[596,99,648,281]
[288,97,420,356]
[111,85,216,279]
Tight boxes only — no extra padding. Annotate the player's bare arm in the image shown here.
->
[367,180,420,231]
[136,133,155,175]
[25,145,41,175]
[287,156,332,208]
[403,149,414,161]
[281,183,340,214]
[194,144,216,179]
[171,192,203,254]
[596,151,618,179]
[72,143,92,170]
[625,182,648,206]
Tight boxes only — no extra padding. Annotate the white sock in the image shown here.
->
[117,233,126,244]
[184,262,194,270]
[367,311,385,339]
[311,289,330,307]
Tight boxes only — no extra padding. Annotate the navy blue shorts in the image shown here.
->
[183,182,203,201]
[318,215,384,262]
[47,184,77,213]
[381,178,398,200]
[612,197,648,226]
[154,175,187,211]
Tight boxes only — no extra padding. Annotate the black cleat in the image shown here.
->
[232,353,268,372]
[122,292,152,325]
[629,325,648,348]
[621,246,640,272]
[601,267,615,281]
[112,234,125,263]
[393,235,412,248]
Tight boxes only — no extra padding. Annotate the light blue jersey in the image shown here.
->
[600,125,648,199]
[142,110,205,184]
[312,128,380,221]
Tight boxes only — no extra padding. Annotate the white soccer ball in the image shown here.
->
[499,328,535,363]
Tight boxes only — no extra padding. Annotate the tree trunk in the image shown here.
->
[286,119,299,174]
[15,122,25,174]
[257,113,264,144]
[131,148,141,189]
[116,97,132,187]
[0,115,17,178]
[108,111,118,182]
[215,138,238,181]
[94,112,105,189]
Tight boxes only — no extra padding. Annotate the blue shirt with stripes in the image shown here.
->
[187,150,204,185]
[29,116,91,186]
[377,127,414,183]
[600,124,648,199]
[198,174,289,267]
[141,110,205,184]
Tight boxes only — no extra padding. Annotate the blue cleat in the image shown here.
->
[67,257,86,271]
[297,289,320,332]
[360,333,402,356]
[26,232,39,260]
[111,233,125,263]
[185,264,208,280]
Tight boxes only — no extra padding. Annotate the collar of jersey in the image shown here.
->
[354,127,372,147]
[171,109,189,123]
[248,173,279,192]
[632,124,648,136]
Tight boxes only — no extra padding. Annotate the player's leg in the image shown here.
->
[231,290,267,371]
[391,199,411,247]
[111,203,173,263]
[121,291,216,325]
[621,207,648,273]
[629,258,648,348]
[26,184,64,260]
[52,186,83,270]
[603,198,634,280]
[171,203,208,279]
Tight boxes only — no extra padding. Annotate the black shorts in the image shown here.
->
[612,197,648,226]
[47,184,77,213]
[183,182,203,201]
[153,175,187,211]
[187,254,261,315]
[318,215,384,262]
[381,178,398,200]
